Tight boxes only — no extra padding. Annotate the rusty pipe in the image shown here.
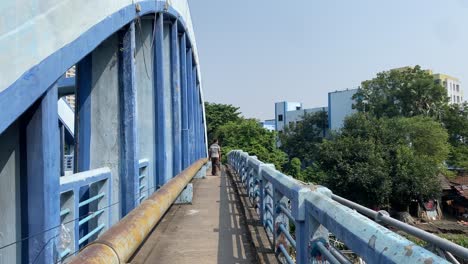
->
[68,158,208,264]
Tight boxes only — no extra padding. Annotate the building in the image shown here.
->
[260,119,276,131]
[433,73,464,104]
[274,101,302,131]
[328,88,358,130]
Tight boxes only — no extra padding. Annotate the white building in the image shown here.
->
[260,119,276,131]
[433,73,464,104]
[274,101,328,131]
[328,88,358,130]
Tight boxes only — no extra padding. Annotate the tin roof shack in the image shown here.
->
[442,173,468,220]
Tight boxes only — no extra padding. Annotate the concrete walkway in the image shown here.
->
[130,167,255,264]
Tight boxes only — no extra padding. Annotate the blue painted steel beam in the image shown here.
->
[180,34,189,169]
[171,21,182,175]
[25,84,60,264]
[154,13,167,187]
[0,2,197,135]
[186,49,194,164]
[75,55,92,172]
[119,21,139,216]
[191,66,197,161]
[57,76,76,97]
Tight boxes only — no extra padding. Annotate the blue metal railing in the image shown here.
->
[59,167,112,260]
[138,159,150,204]
[228,150,467,264]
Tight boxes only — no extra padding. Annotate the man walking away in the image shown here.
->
[209,139,221,176]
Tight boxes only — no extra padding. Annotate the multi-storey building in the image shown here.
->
[433,73,464,104]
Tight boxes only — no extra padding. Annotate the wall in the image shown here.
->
[89,34,122,223]
[328,89,358,131]
[0,121,21,264]
[136,19,156,195]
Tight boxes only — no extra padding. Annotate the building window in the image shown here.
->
[278,114,283,121]
[296,106,301,110]
[457,84,460,92]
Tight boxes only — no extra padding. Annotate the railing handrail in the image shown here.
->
[60,167,111,191]
[227,150,464,264]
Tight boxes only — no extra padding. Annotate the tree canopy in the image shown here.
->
[204,102,242,143]
[353,66,448,119]
[318,113,449,209]
[216,119,287,169]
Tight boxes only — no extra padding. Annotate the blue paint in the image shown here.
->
[76,55,92,172]
[192,66,197,162]
[57,76,76,97]
[180,34,190,169]
[0,1,199,135]
[26,84,60,264]
[118,22,139,216]
[186,49,194,164]
[171,21,182,175]
[154,13,167,187]
[59,167,112,255]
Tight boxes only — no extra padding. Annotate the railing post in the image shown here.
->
[305,186,332,263]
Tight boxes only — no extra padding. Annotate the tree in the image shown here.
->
[204,102,242,143]
[317,113,449,210]
[216,119,287,169]
[353,66,448,119]
[441,102,468,169]
[279,111,328,166]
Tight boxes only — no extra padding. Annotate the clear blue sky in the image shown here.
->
[189,0,468,120]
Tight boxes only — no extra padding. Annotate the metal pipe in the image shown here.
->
[68,158,207,264]
[332,194,468,260]
[329,245,353,264]
[317,242,341,264]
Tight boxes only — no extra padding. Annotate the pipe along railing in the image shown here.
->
[68,158,207,264]
[228,150,468,264]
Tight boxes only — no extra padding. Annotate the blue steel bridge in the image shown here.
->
[0,1,467,264]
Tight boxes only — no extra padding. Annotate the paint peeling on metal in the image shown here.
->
[368,235,376,249]
[405,245,414,256]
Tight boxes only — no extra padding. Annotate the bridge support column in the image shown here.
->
[25,84,60,264]
[119,22,139,216]
[171,21,182,176]
[186,48,194,164]
[180,34,190,169]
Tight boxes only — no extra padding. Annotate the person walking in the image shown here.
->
[209,139,221,176]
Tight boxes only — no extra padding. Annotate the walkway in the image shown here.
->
[130,167,256,264]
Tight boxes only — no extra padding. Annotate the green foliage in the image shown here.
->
[319,135,392,207]
[216,119,287,170]
[353,66,448,119]
[204,102,242,143]
[317,113,449,209]
[279,111,328,166]
[442,102,468,169]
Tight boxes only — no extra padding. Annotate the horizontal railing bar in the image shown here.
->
[60,248,71,259]
[139,195,147,202]
[139,175,145,180]
[265,203,274,216]
[278,204,294,222]
[329,245,353,264]
[265,188,273,199]
[265,219,274,234]
[278,223,296,248]
[79,209,105,226]
[332,194,468,259]
[277,244,294,264]
[139,184,146,191]
[79,224,105,245]
[317,241,340,264]
[79,193,105,208]
[60,208,70,217]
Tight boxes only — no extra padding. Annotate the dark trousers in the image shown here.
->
[211,157,220,175]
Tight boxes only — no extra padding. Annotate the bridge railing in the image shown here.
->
[228,150,466,264]
[138,159,150,204]
[59,168,112,260]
